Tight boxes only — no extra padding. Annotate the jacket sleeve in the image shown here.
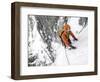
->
[70,31,77,39]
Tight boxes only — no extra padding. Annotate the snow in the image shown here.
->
[65,26,88,65]
[51,27,88,66]
[51,42,69,66]
[52,17,88,66]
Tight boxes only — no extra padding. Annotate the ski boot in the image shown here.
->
[70,45,76,49]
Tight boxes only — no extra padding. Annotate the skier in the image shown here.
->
[59,22,78,50]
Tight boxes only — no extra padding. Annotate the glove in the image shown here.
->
[74,38,78,41]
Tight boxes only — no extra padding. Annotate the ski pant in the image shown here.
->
[61,34,71,47]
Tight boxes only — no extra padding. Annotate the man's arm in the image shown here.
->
[70,31,78,41]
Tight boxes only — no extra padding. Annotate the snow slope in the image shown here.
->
[66,26,88,65]
[52,17,88,66]
[52,27,88,66]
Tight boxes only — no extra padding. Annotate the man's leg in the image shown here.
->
[68,39,76,49]
[68,39,72,44]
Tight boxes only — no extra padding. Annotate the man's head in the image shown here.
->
[63,23,71,32]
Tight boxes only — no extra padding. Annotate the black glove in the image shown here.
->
[74,38,78,41]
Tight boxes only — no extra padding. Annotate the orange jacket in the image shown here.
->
[61,24,77,47]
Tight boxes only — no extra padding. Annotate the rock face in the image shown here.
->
[28,15,88,66]
[28,15,60,66]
